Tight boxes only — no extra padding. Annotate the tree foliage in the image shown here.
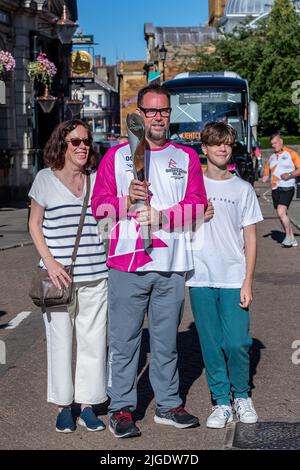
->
[195,0,300,135]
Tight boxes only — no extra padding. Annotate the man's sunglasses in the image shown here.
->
[139,107,172,118]
[65,138,92,147]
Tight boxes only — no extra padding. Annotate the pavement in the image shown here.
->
[1,181,300,452]
[0,202,32,251]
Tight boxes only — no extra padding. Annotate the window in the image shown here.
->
[84,95,90,107]
[98,95,102,107]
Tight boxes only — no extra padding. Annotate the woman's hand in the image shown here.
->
[43,257,73,289]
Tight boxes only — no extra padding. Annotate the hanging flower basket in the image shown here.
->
[0,50,16,80]
[27,53,57,87]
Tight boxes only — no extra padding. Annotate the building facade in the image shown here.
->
[144,22,218,83]
[208,0,228,26]
[75,77,119,139]
[0,0,77,202]
[221,0,300,32]
[118,60,147,135]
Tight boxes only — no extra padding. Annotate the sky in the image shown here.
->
[76,0,209,65]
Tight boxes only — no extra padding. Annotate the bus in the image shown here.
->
[163,72,258,183]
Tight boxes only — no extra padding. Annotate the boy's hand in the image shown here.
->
[240,280,253,309]
[204,200,214,222]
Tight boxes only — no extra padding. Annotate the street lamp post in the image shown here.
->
[54,2,78,120]
[55,3,78,45]
[159,44,168,82]
[66,91,84,117]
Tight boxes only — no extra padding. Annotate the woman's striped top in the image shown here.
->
[29,168,108,283]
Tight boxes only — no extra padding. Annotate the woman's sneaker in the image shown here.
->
[234,398,258,424]
[206,405,233,429]
[78,407,106,431]
[56,407,75,433]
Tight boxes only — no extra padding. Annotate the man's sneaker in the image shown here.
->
[78,407,106,432]
[109,408,141,438]
[234,398,258,424]
[56,407,75,433]
[206,405,233,429]
[282,237,298,247]
[154,405,199,429]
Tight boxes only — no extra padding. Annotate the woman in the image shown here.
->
[29,119,108,433]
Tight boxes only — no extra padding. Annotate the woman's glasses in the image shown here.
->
[66,138,92,147]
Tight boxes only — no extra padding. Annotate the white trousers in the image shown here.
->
[43,278,108,406]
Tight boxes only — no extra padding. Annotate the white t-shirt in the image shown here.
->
[29,168,108,283]
[186,175,263,288]
[92,142,207,272]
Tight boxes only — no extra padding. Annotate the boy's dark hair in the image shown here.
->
[201,122,236,146]
[137,84,170,108]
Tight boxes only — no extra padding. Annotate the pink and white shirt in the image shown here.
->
[91,142,207,273]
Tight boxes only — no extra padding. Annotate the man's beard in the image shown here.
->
[146,125,168,143]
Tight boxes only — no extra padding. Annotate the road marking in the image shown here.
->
[262,189,271,202]
[0,340,5,364]
[4,311,32,330]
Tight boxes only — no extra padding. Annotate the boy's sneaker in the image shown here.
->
[234,397,258,424]
[154,405,199,429]
[78,407,106,431]
[109,407,141,438]
[282,237,298,247]
[56,407,75,433]
[206,405,233,429]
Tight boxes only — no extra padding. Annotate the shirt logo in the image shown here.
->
[125,155,133,172]
[168,158,177,169]
[166,159,187,180]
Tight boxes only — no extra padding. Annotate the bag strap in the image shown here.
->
[70,172,91,269]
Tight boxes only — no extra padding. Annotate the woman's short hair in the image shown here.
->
[201,122,236,147]
[43,119,98,170]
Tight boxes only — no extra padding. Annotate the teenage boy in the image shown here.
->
[187,122,263,429]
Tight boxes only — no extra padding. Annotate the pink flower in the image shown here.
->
[0,50,16,73]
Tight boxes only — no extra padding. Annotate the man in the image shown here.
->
[91,84,207,438]
[262,132,300,247]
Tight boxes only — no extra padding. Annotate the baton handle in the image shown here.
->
[136,200,152,251]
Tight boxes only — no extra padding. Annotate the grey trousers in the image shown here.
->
[107,268,185,413]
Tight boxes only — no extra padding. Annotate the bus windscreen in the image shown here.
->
[169,88,246,144]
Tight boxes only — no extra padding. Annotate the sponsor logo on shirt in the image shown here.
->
[125,155,133,171]
[166,159,187,180]
[210,197,236,205]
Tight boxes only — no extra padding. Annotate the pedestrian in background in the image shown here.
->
[187,122,263,429]
[29,120,108,433]
[262,132,300,247]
